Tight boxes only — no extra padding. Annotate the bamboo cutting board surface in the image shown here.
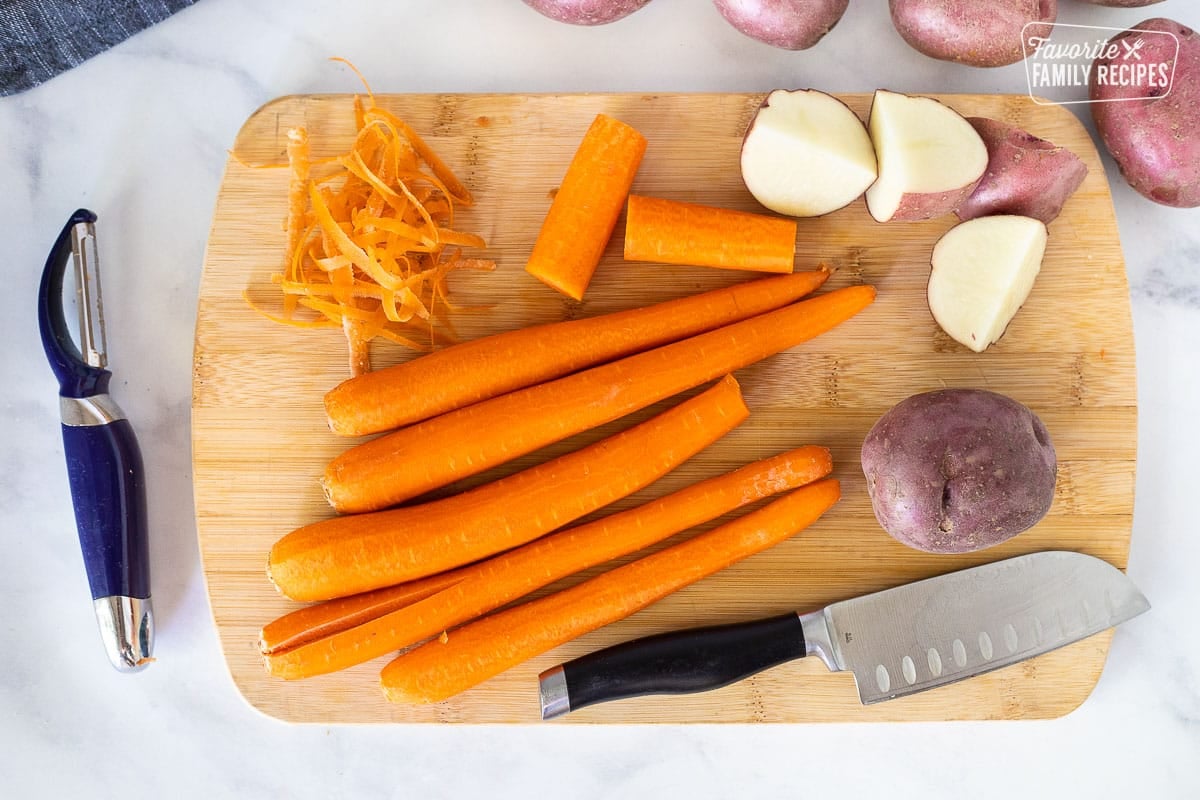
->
[193,92,1135,724]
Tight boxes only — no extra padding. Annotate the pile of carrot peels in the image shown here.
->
[255,66,494,375]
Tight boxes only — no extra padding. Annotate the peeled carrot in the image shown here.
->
[324,284,874,514]
[623,195,797,273]
[270,375,749,602]
[380,478,841,704]
[525,114,647,300]
[260,569,462,656]
[263,446,832,679]
[324,269,830,437]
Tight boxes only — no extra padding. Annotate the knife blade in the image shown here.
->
[538,550,1149,719]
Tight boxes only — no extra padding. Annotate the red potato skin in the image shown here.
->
[523,0,652,25]
[890,184,980,221]
[861,389,1057,555]
[888,0,1057,68]
[1090,18,1200,208]
[955,117,1088,224]
[866,91,988,222]
[713,0,849,51]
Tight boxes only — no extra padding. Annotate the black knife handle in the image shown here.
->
[540,613,807,719]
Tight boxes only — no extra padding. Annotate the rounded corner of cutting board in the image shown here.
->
[1016,628,1118,722]
[232,93,310,151]
[195,91,1137,724]
[227,674,302,725]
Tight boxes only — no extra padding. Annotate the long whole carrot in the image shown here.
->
[525,113,647,300]
[270,374,749,602]
[260,569,463,656]
[623,195,797,273]
[324,284,874,513]
[324,269,829,437]
[263,446,832,679]
[380,478,841,704]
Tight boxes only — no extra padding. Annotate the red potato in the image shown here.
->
[522,0,652,25]
[955,117,1088,224]
[1090,18,1200,208]
[927,215,1048,353]
[889,0,1057,68]
[861,389,1057,555]
[865,89,988,222]
[713,0,849,50]
[740,88,878,217]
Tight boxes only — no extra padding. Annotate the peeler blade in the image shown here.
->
[70,220,107,370]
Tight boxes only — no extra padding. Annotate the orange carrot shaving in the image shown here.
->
[250,65,493,375]
[379,479,842,704]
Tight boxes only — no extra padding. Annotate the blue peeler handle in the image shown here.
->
[39,209,154,671]
[60,418,151,601]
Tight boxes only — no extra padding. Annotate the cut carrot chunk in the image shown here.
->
[525,113,647,301]
[623,194,797,273]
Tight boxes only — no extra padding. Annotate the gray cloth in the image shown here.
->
[1,0,197,96]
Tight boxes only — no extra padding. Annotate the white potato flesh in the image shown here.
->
[927,215,1048,353]
[865,89,988,222]
[740,89,878,217]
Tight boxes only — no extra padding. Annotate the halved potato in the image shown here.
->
[740,88,878,217]
[865,90,988,222]
[927,215,1048,352]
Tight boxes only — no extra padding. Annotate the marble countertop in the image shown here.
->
[3,1,1197,796]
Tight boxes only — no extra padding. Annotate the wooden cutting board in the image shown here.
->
[192,92,1135,724]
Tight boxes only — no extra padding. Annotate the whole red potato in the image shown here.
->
[713,0,849,50]
[1075,1,1163,7]
[889,0,1057,68]
[1090,18,1200,208]
[523,0,652,25]
[861,389,1057,555]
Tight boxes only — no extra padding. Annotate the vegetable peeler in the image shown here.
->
[38,209,154,672]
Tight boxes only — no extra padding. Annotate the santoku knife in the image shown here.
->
[538,550,1148,719]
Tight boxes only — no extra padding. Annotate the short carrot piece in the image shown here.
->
[379,478,842,704]
[323,269,830,437]
[623,195,798,273]
[525,113,647,300]
[262,446,832,679]
[270,374,749,602]
[323,284,875,514]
